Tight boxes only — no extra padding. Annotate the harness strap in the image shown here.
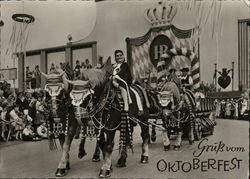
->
[130,87,143,111]
[134,84,150,108]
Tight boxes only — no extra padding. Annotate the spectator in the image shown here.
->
[96,56,104,69]
[85,59,92,69]
[26,66,32,89]
[36,122,47,139]
[0,82,3,90]
[50,63,55,73]
[34,92,45,131]
[34,65,41,88]
[0,90,6,101]
[22,123,40,141]
[3,83,12,99]
[74,60,81,77]
[16,92,28,113]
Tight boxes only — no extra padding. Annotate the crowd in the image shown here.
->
[0,57,104,143]
[214,97,249,120]
[0,83,47,142]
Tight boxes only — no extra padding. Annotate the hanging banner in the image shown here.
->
[0,68,17,81]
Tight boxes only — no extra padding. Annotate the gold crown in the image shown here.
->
[144,1,177,27]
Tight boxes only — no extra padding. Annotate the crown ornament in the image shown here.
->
[144,1,177,27]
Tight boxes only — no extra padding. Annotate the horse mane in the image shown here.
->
[80,56,112,88]
[81,68,108,88]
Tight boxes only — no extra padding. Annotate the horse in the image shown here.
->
[40,65,100,177]
[67,58,150,178]
[148,82,196,150]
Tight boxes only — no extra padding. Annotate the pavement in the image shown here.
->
[0,118,249,179]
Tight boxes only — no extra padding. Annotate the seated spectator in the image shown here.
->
[37,122,48,139]
[22,123,41,141]
[9,105,25,140]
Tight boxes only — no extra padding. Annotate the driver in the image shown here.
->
[112,50,132,111]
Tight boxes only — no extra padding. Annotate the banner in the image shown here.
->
[0,68,17,81]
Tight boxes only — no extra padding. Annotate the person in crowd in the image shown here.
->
[0,82,3,90]
[168,68,182,87]
[85,59,92,69]
[34,92,45,131]
[26,66,32,89]
[157,76,167,90]
[28,92,37,127]
[225,99,231,118]
[8,105,25,140]
[22,123,40,141]
[112,49,132,112]
[36,122,47,139]
[74,60,81,77]
[3,83,12,99]
[50,63,55,73]
[180,67,193,90]
[214,99,221,117]
[16,92,28,113]
[0,90,6,101]
[96,56,104,69]
[34,65,41,89]
[0,106,7,141]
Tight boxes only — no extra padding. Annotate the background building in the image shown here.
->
[238,18,250,90]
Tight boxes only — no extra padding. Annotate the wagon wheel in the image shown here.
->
[194,119,202,140]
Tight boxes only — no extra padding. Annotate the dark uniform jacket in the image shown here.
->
[113,62,132,86]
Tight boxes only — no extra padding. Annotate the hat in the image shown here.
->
[169,68,177,73]
[180,67,189,72]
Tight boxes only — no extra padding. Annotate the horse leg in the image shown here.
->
[174,125,182,150]
[92,140,101,162]
[78,137,87,159]
[58,134,65,149]
[162,116,170,151]
[56,124,77,177]
[189,114,195,145]
[99,130,115,178]
[140,121,149,164]
[150,120,156,142]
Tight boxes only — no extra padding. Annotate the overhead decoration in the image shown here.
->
[144,1,177,27]
[5,13,35,66]
[217,68,232,89]
[126,1,200,89]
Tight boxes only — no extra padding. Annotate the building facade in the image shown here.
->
[238,18,250,89]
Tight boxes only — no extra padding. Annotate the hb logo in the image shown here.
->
[86,126,96,135]
[149,35,173,68]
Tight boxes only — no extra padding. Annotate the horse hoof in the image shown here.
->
[140,155,149,164]
[66,162,70,170]
[92,155,101,162]
[55,168,66,177]
[99,169,111,178]
[164,145,170,151]
[189,140,194,145]
[174,145,180,151]
[78,150,87,159]
[116,158,127,168]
